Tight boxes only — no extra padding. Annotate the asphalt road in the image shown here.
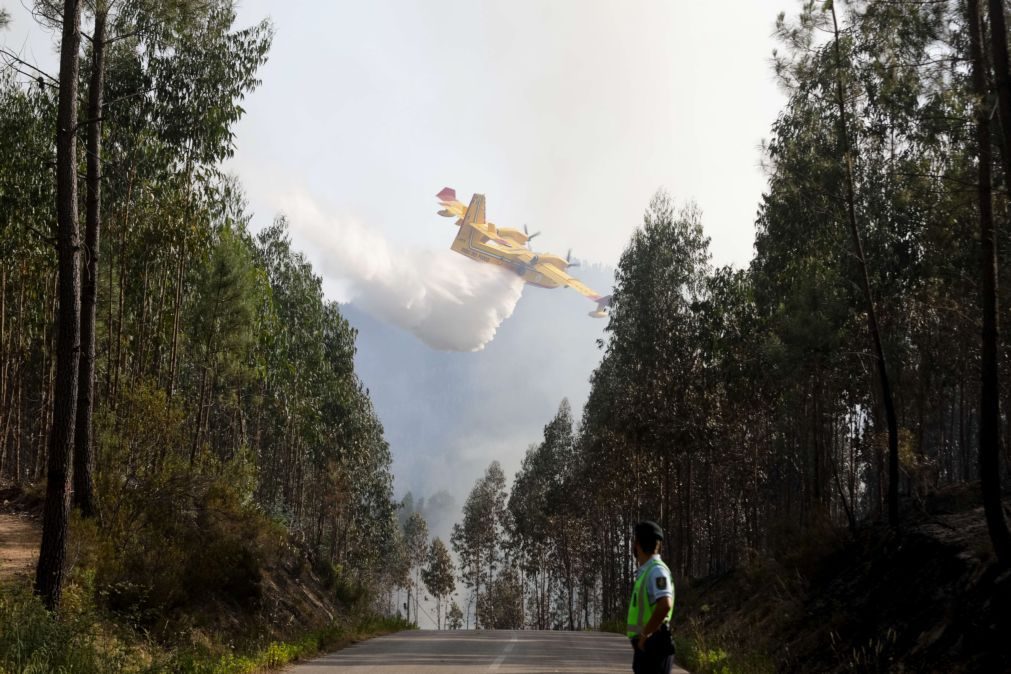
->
[288,630,689,673]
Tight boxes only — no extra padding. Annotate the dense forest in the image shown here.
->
[442,0,1011,638]
[0,1,407,665]
[4,0,1011,670]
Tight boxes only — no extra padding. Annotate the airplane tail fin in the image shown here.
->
[436,187,470,221]
[462,194,486,227]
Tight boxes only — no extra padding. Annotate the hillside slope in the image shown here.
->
[0,483,407,672]
[677,487,1011,672]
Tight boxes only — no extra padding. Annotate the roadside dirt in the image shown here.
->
[0,512,39,581]
[0,484,41,582]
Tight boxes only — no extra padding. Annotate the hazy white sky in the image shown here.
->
[224,0,790,271]
[3,0,790,269]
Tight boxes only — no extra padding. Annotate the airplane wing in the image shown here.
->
[535,262,605,300]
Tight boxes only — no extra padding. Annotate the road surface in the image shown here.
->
[288,629,689,673]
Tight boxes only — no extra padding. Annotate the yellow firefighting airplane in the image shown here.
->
[436,187,611,318]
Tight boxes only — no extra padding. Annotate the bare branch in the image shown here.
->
[0,46,59,84]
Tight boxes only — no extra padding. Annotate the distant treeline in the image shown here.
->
[0,0,399,615]
[448,0,1011,630]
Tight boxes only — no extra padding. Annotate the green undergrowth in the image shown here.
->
[598,618,773,674]
[0,585,412,674]
[672,620,775,674]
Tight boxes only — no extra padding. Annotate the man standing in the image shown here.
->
[627,520,676,674]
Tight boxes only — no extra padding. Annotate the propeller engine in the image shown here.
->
[523,224,541,250]
[566,249,580,268]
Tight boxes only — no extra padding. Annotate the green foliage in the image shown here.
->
[0,0,404,668]
[0,587,110,673]
[81,381,281,625]
[446,601,464,630]
[673,623,775,674]
[451,461,508,627]
[506,399,592,629]
[487,0,1007,633]
[475,567,524,630]
[162,615,411,673]
[421,538,455,628]
[0,586,412,674]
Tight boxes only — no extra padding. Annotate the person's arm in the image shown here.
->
[635,595,673,650]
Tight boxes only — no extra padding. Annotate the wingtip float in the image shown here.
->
[436,187,611,318]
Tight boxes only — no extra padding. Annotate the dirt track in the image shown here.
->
[0,512,39,580]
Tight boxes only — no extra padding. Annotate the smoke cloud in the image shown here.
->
[278,189,525,352]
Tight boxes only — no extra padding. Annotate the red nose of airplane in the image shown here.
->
[436,187,456,201]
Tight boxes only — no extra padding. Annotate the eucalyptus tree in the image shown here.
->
[403,511,429,625]
[540,400,580,629]
[0,73,56,486]
[447,601,464,630]
[2,0,407,620]
[487,0,1006,629]
[422,538,456,629]
[601,192,711,576]
[451,461,509,628]
[186,221,264,464]
[823,0,900,525]
[148,5,272,399]
[508,441,555,628]
[475,566,524,629]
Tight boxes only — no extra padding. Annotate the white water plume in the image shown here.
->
[279,190,525,352]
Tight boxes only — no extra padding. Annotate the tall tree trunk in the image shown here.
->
[975,0,1011,567]
[829,4,901,527]
[151,266,165,379]
[167,247,185,398]
[73,3,107,520]
[113,213,126,400]
[0,268,8,475]
[35,0,83,612]
[104,215,115,400]
[135,264,149,378]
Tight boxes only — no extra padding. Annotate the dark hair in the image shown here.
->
[634,521,663,555]
[637,532,659,554]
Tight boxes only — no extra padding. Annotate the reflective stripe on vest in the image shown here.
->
[625,558,674,638]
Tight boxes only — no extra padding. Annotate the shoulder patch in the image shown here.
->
[656,576,667,590]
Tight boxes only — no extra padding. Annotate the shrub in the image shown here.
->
[0,586,106,673]
[81,382,283,630]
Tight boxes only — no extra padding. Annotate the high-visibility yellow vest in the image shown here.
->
[626,557,674,638]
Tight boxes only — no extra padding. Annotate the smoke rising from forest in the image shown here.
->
[279,189,525,352]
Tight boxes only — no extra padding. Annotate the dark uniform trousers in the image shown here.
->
[630,630,675,674]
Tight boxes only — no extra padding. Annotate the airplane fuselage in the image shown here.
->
[436,188,611,316]
[451,225,562,289]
